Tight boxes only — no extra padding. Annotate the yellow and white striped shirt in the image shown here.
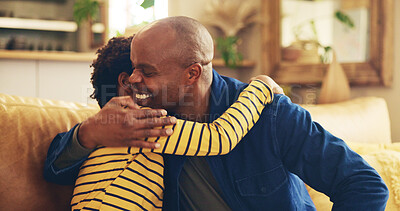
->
[71,79,273,210]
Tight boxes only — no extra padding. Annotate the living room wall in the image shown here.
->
[350,0,400,142]
[169,0,400,142]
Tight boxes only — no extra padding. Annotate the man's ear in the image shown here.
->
[186,63,202,85]
[118,72,133,95]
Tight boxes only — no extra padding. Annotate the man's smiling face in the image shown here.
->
[129,24,188,112]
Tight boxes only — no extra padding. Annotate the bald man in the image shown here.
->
[45,16,388,210]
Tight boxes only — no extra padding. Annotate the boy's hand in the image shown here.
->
[250,75,285,95]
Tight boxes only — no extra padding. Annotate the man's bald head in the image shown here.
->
[134,16,214,81]
[129,16,215,118]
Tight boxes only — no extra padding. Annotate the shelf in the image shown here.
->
[212,59,256,68]
[0,51,256,66]
[0,50,96,62]
[0,17,78,32]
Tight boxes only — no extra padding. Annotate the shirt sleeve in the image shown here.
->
[274,95,389,211]
[43,124,91,185]
[129,79,273,156]
[53,123,94,169]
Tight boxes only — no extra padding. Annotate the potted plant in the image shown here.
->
[73,0,99,26]
[202,0,258,69]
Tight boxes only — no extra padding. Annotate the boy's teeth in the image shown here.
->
[136,94,151,99]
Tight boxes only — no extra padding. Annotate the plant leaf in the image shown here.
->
[140,0,154,9]
[335,10,355,29]
[73,0,99,25]
[216,36,243,69]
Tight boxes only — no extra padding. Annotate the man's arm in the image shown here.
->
[274,96,389,210]
[43,96,176,185]
[53,123,93,169]
[43,124,89,185]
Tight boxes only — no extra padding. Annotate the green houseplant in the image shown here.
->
[291,10,355,63]
[202,0,258,69]
[216,36,243,69]
[73,0,100,26]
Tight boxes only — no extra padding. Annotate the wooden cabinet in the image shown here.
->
[0,59,37,97]
[0,0,106,52]
[0,0,78,51]
[0,57,97,104]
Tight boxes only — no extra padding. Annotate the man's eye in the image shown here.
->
[142,70,154,77]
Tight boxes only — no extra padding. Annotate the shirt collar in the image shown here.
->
[170,69,245,122]
[208,69,235,122]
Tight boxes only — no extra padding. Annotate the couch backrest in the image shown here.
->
[0,93,391,210]
[300,97,392,144]
[0,93,99,211]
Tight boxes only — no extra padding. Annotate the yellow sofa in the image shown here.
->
[0,94,98,211]
[0,93,398,210]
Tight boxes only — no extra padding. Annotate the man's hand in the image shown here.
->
[78,96,177,149]
[250,75,285,95]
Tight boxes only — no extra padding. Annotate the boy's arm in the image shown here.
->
[132,79,273,156]
[45,79,270,184]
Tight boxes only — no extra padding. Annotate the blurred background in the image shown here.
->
[0,0,399,141]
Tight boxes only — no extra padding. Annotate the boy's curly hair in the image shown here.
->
[90,36,134,108]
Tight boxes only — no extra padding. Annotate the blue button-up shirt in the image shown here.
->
[44,70,389,211]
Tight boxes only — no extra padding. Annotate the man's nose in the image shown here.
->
[129,70,142,84]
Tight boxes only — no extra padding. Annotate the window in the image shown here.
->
[108,0,168,38]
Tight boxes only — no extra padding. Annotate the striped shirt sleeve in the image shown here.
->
[130,79,273,156]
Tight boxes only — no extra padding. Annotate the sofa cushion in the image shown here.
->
[0,93,99,211]
[301,97,392,144]
[307,142,400,211]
